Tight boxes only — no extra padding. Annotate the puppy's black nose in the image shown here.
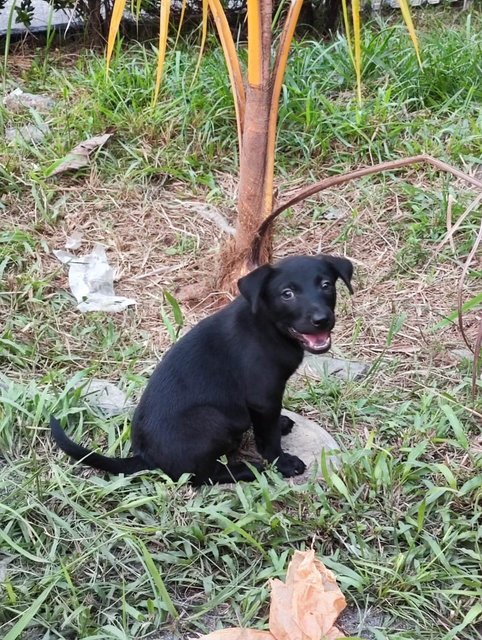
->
[311,312,330,328]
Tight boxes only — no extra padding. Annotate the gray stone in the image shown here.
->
[324,207,345,220]
[75,379,134,417]
[0,374,133,417]
[0,373,12,391]
[5,122,49,143]
[3,87,55,113]
[0,556,14,583]
[451,348,474,362]
[298,354,370,382]
[280,410,340,482]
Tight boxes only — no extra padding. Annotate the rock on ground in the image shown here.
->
[298,353,370,382]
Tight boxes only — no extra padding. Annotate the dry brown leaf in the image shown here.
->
[324,627,344,640]
[48,133,112,177]
[197,550,346,640]
[269,550,346,640]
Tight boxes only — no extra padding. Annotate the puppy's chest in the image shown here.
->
[244,357,298,402]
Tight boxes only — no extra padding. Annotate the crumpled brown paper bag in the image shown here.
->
[198,550,346,640]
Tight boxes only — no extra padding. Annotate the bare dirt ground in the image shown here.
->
[3,170,479,382]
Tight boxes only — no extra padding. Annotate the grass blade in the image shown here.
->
[164,290,183,327]
[351,0,362,105]
[264,0,304,218]
[472,317,482,398]
[208,0,246,148]
[137,539,179,619]
[440,404,469,449]
[4,579,58,640]
[2,0,17,90]
[174,0,188,48]
[445,603,482,639]
[106,0,128,70]
[340,0,355,68]
[331,472,353,505]
[431,292,482,330]
[0,529,48,563]
[398,0,422,67]
[192,0,209,84]
[153,0,171,104]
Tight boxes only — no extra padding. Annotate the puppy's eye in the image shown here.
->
[281,289,294,300]
[321,281,332,290]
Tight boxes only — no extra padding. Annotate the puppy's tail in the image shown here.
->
[50,416,150,475]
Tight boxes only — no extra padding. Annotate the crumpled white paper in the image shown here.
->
[53,244,137,313]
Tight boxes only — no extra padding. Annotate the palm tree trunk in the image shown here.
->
[219,0,274,290]
[235,83,272,261]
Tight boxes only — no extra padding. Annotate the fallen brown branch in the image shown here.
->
[457,218,482,353]
[457,218,482,397]
[248,154,482,267]
[473,319,482,398]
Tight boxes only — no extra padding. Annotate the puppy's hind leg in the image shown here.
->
[195,460,264,485]
[279,415,295,435]
[250,409,306,478]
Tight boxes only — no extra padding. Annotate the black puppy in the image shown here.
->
[51,254,353,485]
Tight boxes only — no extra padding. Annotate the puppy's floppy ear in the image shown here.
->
[322,255,354,294]
[237,264,273,313]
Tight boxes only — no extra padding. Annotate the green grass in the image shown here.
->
[2,12,481,191]
[1,371,480,639]
[1,7,482,640]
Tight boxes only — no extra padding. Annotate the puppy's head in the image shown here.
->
[238,254,353,354]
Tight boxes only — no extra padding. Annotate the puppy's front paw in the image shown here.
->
[276,452,306,477]
[279,415,295,436]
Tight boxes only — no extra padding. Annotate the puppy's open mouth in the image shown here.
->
[288,328,331,353]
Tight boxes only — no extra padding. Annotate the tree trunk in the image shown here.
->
[84,0,105,48]
[219,0,274,291]
[235,84,272,260]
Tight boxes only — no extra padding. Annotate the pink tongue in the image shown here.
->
[302,330,331,348]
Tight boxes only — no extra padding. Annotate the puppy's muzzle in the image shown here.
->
[288,327,332,353]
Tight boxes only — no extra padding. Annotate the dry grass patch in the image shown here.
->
[3,170,480,384]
